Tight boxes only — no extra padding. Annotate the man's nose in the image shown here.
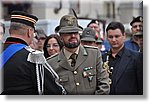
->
[71,33,76,37]
[112,37,116,41]
[137,26,141,30]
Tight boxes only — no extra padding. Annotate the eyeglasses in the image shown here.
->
[46,44,59,48]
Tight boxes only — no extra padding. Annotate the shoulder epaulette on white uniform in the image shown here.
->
[47,53,59,60]
[83,45,98,49]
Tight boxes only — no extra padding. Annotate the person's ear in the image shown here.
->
[59,34,63,41]
[123,32,126,40]
[27,28,32,38]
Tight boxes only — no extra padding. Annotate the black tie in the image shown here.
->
[70,53,77,67]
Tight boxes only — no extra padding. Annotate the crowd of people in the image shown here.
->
[0,10,143,95]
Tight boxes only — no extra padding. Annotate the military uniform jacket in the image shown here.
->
[1,37,65,95]
[47,45,110,95]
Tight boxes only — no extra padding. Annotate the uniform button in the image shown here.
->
[60,79,62,82]
[109,79,112,84]
[76,82,80,86]
[74,71,77,74]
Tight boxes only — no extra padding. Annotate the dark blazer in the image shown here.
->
[102,47,143,95]
[47,45,110,95]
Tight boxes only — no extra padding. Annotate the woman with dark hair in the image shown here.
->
[43,34,63,58]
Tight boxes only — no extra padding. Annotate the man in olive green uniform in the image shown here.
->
[47,15,110,95]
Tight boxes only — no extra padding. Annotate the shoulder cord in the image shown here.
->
[36,64,44,95]
[44,62,67,95]
[103,53,112,84]
[105,54,113,74]
[103,55,109,71]
[106,55,112,74]
[36,62,66,95]
[26,46,66,95]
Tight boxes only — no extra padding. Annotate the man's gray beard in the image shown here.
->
[64,41,80,49]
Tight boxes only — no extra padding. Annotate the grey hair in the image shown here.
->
[9,22,32,35]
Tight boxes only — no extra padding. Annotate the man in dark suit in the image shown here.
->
[47,15,110,95]
[0,11,65,95]
[102,21,143,95]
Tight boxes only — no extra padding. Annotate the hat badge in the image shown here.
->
[66,16,74,25]
[139,17,143,22]
[95,20,99,25]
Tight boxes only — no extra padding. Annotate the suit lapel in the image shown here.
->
[115,48,131,84]
[58,50,73,71]
[74,46,88,70]
[57,46,88,71]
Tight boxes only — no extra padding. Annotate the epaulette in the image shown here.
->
[25,46,36,52]
[83,45,98,49]
[25,46,47,64]
[47,53,59,60]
